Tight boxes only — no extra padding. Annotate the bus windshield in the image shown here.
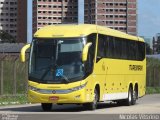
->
[29,38,86,84]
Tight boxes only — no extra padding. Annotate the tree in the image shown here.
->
[0,30,16,43]
[157,36,160,54]
[146,42,153,55]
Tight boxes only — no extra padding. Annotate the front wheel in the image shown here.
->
[83,89,98,110]
[41,103,52,111]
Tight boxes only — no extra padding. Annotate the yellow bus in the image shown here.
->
[21,24,146,111]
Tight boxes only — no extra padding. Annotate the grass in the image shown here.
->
[2,60,28,94]
[146,87,160,94]
[0,95,29,106]
[0,59,29,106]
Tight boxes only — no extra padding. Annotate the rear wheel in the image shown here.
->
[117,86,137,106]
[132,88,137,105]
[83,89,98,110]
[41,103,52,111]
[126,86,133,106]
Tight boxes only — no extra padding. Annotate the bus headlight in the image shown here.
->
[28,86,40,91]
[69,82,87,92]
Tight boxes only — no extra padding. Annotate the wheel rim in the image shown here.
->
[128,89,132,103]
[133,90,136,101]
[93,90,98,107]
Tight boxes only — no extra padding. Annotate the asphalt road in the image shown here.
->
[0,94,160,120]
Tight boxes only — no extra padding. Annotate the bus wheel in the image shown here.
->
[132,88,137,105]
[126,86,133,106]
[41,103,52,111]
[84,89,98,110]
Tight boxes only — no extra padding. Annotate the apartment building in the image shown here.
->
[17,0,27,43]
[85,0,137,35]
[33,0,137,35]
[0,0,27,43]
[33,0,78,34]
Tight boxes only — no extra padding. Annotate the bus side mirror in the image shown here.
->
[20,44,31,62]
[82,42,92,62]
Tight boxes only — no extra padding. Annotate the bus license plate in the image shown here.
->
[49,96,59,101]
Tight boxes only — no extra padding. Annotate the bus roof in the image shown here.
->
[34,24,144,42]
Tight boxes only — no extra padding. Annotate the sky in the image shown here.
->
[27,0,160,43]
[78,0,84,24]
[138,0,160,38]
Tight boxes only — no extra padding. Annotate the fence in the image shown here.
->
[0,56,160,96]
[0,55,28,96]
[146,67,160,87]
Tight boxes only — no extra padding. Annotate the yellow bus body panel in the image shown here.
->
[28,24,146,104]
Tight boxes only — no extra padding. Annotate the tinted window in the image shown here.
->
[97,34,106,58]
[97,34,145,61]
[138,42,145,61]
[87,33,97,73]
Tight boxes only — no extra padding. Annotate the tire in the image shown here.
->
[117,86,137,106]
[132,88,137,105]
[125,86,133,106]
[83,89,98,110]
[41,103,52,111]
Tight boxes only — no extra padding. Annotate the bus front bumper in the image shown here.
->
[28,89,88,104]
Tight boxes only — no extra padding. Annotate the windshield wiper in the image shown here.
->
[40,64,52,80]
[59,74,70,84]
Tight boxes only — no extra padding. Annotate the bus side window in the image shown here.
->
[114,37,123,59]
[108,36,115,58]
[97,34,106,62]
[105,36,109,57]
[86,33,97,74]
[138,42,145,61]
[122,39,127,59]
[87,33,96,61]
